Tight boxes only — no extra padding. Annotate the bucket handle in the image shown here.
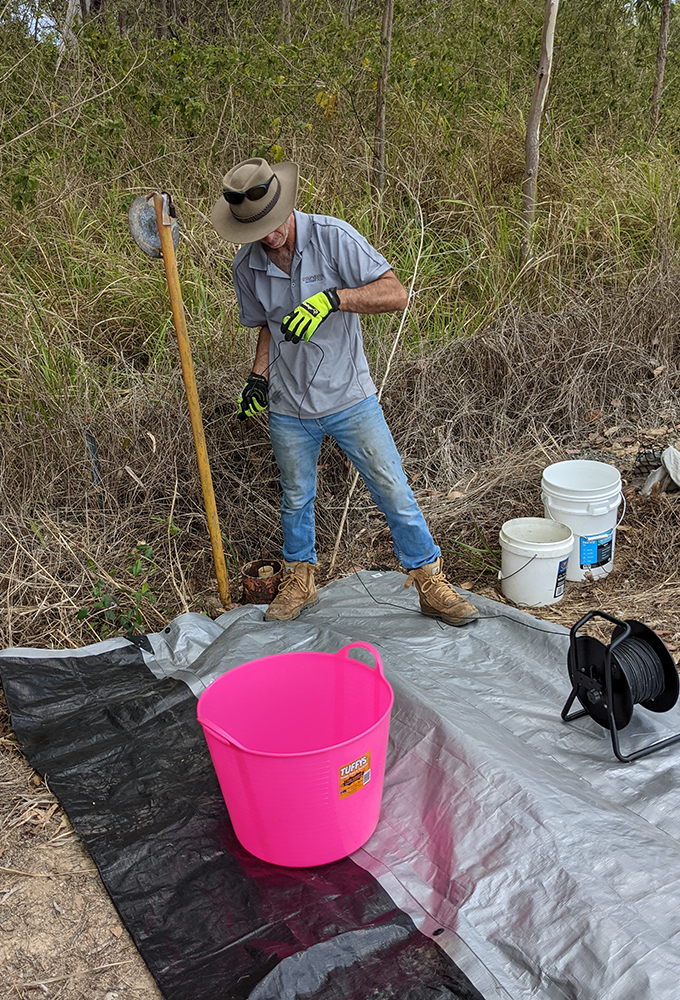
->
[616,494,626,528]
[545,494,626,529]
[337,641,386,679]
[197,643,387,747]
[497,553,538,582]
[197,714,250,752]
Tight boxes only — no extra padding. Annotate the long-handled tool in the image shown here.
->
[128,191,230,607]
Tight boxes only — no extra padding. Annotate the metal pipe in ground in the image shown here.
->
[151,192,230,607]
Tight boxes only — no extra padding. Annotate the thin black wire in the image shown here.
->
[241,318,569,639]
[269,340,567,638]
[250,335,328,440]
[237,335,326,566]
[237,342,283,562]
[295,337,326,433]
[237,419,264,562]
[346,558,569,637]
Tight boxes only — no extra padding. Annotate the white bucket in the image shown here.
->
[541,460,623,582]
[499,518,574,607]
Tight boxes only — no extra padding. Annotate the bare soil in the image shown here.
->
[0,694,163,1000]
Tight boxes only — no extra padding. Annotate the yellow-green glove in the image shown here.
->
[281,288,341,344]
[237,372,268,420]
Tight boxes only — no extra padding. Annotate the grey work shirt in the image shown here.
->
[232,210,391,419]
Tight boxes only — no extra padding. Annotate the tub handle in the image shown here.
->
[338,641,385,678]
[546,495,626,529]
[197,715,250,752]
[586,495,626,522]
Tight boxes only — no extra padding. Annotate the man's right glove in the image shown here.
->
[237,372,268,420]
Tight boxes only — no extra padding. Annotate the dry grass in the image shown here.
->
[1,267,679,649]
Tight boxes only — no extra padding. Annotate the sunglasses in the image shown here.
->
[223,175,276,205]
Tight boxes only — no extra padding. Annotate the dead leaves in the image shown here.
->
[7,796,59,836]
[642,425,672,438]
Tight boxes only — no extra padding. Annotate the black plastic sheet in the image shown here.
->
[0,642,484,1000]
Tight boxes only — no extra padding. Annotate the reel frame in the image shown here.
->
[561,610,680,763]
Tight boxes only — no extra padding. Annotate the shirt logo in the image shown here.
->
[302,273,324,284]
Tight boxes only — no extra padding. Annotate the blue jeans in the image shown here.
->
[268,395,440,570]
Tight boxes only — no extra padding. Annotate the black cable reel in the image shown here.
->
[561,610,680,762]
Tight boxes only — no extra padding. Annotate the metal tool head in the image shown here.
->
[128,194,179,258]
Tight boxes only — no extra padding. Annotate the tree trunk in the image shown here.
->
[117,3,128,36]
[521,0,560,265]
[157,0,168,39]
[650,0,672,134]
[79,0,104,22]
[372,0,394,197]
[224,0,236,38]
[279,0,291,44]
[57,0,82,72]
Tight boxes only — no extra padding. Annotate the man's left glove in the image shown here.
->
[237,372,268,420]
[281,288,341,344]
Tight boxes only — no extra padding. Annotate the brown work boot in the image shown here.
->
[264,561,318,622]
[405,558,479,627]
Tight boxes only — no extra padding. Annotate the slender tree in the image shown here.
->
[650,0,672,134]
[372,0,394,196]
[224,0,236,37]
[521,0,560,264]
[344,0,355,28]
[278,0,291,43]
[80,0,104,20]
[157,0,168,38]
[57,0,81,71]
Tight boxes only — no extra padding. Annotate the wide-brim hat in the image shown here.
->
[211,158,299,244]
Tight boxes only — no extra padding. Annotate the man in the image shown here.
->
[211,157,478,627]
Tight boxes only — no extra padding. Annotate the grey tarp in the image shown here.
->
[140,571,680,1000]
[3,570,680,999]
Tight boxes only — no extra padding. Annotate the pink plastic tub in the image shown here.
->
[196,642,393,867]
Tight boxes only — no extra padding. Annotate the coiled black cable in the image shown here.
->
[612,637,665,704]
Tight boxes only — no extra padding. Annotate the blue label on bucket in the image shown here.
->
[554,558,569,598]
[580,529,613,569]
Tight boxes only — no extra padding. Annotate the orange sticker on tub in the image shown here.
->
[339,752,371,798]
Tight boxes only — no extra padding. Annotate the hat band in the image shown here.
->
[233,175,281,224]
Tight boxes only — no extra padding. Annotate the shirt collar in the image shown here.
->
[246,210,311,271]
[293,210,313,252]
[247,240,269,272]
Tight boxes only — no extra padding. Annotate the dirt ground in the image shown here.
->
[1,476,679,999]
[0,703,164,1000]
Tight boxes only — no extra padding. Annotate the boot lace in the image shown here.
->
[418,570,451,599]
[405,565,463,604]
[278,567,310,598]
